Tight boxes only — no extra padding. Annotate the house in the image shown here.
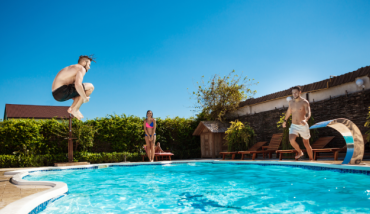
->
[232,66,370,116]
[3,104,70,121]
[193,121,230,158]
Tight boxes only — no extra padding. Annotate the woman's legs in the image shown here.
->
[151,135,156,161]
[145,136,152,162]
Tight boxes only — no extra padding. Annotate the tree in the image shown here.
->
[191,70,258,121]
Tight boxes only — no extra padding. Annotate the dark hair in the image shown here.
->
[291,86,302,92]
[146,110,153,119]
[78,54,96,64]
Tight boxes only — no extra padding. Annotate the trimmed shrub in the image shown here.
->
[224,120,255,152]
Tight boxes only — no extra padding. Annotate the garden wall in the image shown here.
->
[238,89,370,148]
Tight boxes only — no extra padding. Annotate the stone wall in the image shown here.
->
[237,89,370,148]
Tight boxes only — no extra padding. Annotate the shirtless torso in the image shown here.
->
[52,64,86,91]
[288,98,310,125]
[51,56,95,120]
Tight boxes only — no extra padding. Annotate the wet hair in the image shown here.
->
[291,86,302,92]
[78,55,96,64]
[146,110,153,119]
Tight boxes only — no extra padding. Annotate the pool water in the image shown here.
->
[25,163,370,213]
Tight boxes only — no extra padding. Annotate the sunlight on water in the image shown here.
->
[25,163,370,213]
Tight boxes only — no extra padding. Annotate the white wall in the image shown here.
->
[230,76,369,117]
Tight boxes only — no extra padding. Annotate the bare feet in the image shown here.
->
[70,108,82,120]
[77,110,84,119]
[67,107,72,114]
[295,151,304,160]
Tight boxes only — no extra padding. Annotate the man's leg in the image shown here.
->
[303,138,313,160]
[289,134,304,159]
[69,83,94,119]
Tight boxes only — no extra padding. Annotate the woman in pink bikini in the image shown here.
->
[143,110,156,162]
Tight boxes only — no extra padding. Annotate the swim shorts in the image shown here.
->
[289,123,311,139]
[52,84,85,102]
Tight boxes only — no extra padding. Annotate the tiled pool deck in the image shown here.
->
[1,158,370,212]
[0,170,51,210]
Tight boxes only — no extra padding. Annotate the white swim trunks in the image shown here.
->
[289,123,311,139]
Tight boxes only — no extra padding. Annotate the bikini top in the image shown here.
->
[146,121,154,128]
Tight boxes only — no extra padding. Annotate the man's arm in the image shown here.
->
[282,102,291,128]
[304,101,311,122]
[74,67,88,102]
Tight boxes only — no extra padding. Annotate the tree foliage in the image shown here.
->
[224,120,255,152]
[191,70,258,121]
[0,115,202,160]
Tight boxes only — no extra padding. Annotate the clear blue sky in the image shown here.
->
[1,0,369,120]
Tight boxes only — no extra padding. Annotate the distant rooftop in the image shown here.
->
[4,104,70,120]
[240,65,370,107]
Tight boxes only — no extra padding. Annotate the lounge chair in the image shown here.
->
[276,136,335,160]
[219,152,238,160]
[314,134,369,160]
[237,141,268,160]
[247,133,283,160]
[142,145,174,161]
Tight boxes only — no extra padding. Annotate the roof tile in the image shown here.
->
[240,66,370,107]
[5,104,70,119]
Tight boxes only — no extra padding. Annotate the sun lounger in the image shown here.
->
[247,133,283,160]
[276,136,335,160]
[219,152,238,160]
[314,134,369,160]
[237,141,268,160]
[142,145,174,161]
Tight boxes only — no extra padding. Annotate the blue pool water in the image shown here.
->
[25,163,370,213]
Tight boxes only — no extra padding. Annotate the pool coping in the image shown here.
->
[2,159,370,214]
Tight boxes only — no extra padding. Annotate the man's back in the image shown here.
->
[52,64,84,91]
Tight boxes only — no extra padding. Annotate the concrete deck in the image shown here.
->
[0,169,51,210]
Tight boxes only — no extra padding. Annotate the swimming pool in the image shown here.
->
[23,162,370,213]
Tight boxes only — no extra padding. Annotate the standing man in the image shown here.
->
[282,86,313,160]
[52,55,95,120]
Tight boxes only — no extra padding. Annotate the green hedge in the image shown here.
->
[0,152,143,168]
[0,115,202,162]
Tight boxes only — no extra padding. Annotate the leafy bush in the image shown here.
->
[0,119,44,155]
[0,115,201,164]
[224,120,255,152]
[0,152,142,168]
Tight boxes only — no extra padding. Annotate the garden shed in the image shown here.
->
[193,121,230,158]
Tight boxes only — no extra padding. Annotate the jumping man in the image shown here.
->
[52,55,95,120]
[282,86,313,160]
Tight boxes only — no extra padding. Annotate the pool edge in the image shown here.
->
[2,159,370,214]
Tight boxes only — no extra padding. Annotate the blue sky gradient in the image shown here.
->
[1,0,369,120]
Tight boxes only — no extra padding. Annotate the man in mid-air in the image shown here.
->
[52,55,95,120]
[282,86,313,160]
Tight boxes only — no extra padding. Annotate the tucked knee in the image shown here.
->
[84,83,94,91]
[88,84,94,92]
